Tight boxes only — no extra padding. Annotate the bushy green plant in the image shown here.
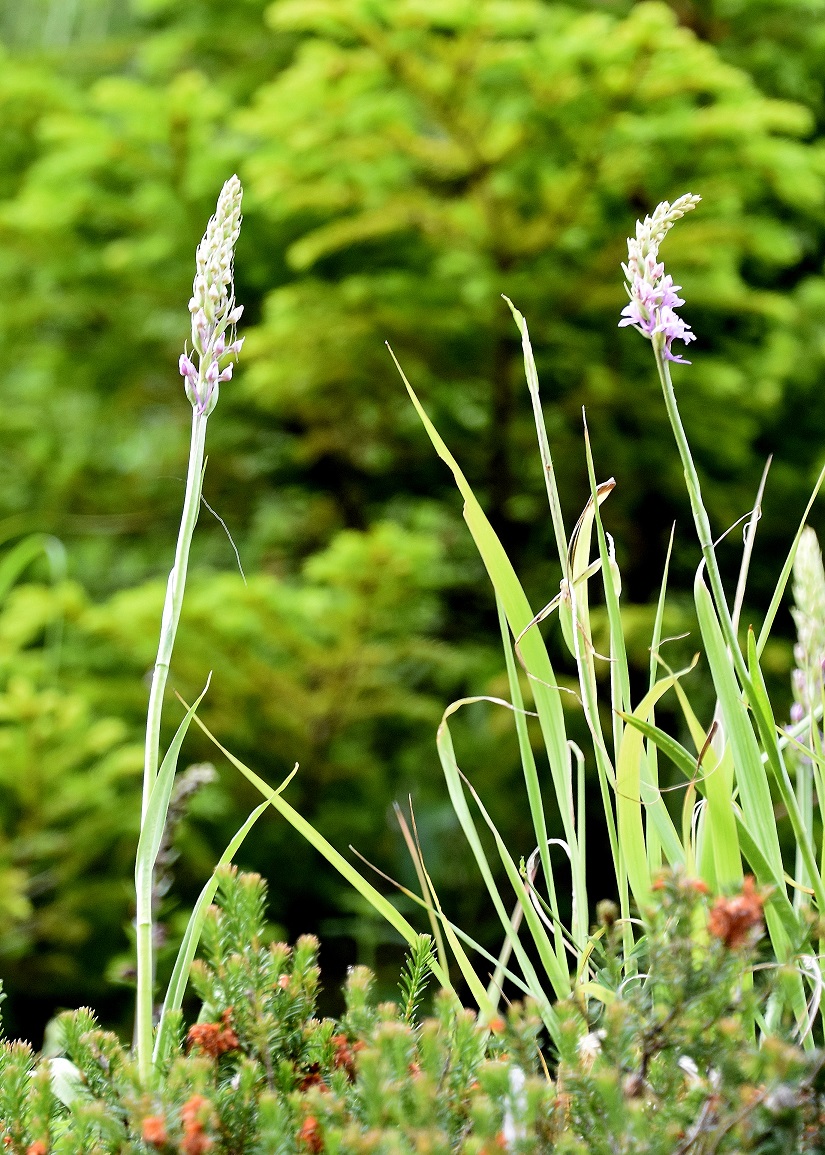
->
[2,868,824,1154]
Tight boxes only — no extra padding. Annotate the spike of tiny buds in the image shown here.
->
[138,177,244,1085]
[180,175,245,416]
[791,527,825,724]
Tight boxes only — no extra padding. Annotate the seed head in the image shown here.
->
[790,526,825,723]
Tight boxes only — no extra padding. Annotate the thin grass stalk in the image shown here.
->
[504,297,568,573]
[393,802,449,977]
[496,596,563,963]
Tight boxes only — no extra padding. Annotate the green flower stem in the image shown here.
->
[136,407,207,1084]
[141,410,208,818]
[654,340,749,687]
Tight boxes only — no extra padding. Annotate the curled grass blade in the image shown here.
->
[436,701,571,1000]
[732,458,770,636]
[583,417,630,738]
[451,760,568,1038]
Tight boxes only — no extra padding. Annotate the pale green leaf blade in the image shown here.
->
[154,799,270,1065]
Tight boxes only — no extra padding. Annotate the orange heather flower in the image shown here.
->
[25,1142,48,1155]
[180,1095,214,1155]
[330,1033,363,1080]
[142,1116,168,1147]
[708,877,765,949]
[298,1115,323,1154]
[186,1009,240,1059]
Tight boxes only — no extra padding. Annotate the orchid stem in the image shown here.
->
[136,409,207,1085]
[654,340,749,687]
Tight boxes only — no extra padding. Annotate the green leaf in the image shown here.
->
[694,570,783,878]
[188,708,460,1002]
[153,798,271,1066]
[436,700,570,1002]
[135,677,212,925]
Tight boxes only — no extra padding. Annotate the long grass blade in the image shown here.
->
[186,706,458,997]
[503,297,568,575]
[497,596,564,966]
[153,799,270,1065]
[392,349,588,947]
[436,704,571,999]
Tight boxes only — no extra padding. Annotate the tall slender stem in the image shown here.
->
[136,408,207,1083]
[654,340,750,688]
[142,411,207,819]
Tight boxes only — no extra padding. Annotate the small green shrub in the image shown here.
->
[2,868,824,1154]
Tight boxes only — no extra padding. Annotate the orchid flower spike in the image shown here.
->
[618,193,700,365]
[180,175,244,416]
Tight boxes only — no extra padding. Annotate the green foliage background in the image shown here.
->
[2,0,825,1038]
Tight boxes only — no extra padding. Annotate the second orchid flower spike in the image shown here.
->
[618,193,700,365]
